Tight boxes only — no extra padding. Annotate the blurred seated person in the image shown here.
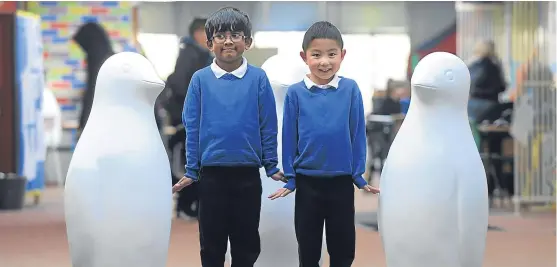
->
[371,79,402,115]
[467,41,513,201]
[467,40,506,123]
[366,79,402,176]
[394,83,411,115]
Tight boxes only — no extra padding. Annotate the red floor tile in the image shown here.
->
[0,187,554,267]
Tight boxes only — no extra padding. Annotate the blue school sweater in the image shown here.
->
[282,77,368,190]
[182,65,280,180]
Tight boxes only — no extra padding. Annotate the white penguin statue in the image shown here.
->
[223,54,326,266]
[378,52,489,267]
[64,52,172,267]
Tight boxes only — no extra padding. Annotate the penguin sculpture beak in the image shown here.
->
[413,83,439,90]
[411,68,440,90]
[141,79,165,103]
[141,80,165,87]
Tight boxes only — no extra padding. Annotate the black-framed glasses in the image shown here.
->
[211,33,246,44]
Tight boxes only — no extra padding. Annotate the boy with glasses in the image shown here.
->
[172,7,284,267]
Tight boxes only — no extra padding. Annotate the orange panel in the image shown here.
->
[0,2,17,14]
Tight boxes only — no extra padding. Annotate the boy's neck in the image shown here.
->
[307,73,334,86]
[216,58,243,73]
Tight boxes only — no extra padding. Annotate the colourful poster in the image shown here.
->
[15,11,46,196]
[27,1,135,122]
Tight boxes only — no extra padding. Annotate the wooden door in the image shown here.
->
[0,14,16,173]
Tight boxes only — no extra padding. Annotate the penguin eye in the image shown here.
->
[445,70,454,81]
[122,64,131,73]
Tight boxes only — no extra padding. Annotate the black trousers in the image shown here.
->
[295,174,356,267]
[198,166,262,267]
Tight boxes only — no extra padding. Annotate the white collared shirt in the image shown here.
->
[303,74,341,90]
[210,57,248,79]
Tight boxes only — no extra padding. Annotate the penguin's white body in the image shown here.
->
[224,54,326,266]
[378,52,489,267]
[64,52,172,267]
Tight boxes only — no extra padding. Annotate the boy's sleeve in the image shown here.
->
[282,91,297,191]
[349,82,368,189]
[183,74,201,180]
[259,73,280,177]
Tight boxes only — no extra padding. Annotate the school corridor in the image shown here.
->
[0,185,554,267]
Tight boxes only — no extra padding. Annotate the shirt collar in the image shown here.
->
[211,57,248,79]
[303,74,341,90]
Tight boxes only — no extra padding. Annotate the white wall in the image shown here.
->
[137,1,409,36]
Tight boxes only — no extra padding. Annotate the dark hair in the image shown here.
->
[189,18,207,37]
[386,78,395,96]
[302,21,344,52]
[205,7,252,41]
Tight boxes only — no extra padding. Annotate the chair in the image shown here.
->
[366,114,399,182]
[42,88,64,186]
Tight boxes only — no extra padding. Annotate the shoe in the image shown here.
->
[177,211,197,222]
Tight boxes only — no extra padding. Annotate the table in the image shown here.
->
[476,124,513,198]
[365,114,405,179]
[478,124,511,133]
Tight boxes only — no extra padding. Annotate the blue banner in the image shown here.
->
[15,11,46,196]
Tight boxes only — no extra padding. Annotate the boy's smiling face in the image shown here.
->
[300,38,346,85]
[208,30,251,65]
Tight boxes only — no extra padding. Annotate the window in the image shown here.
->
[137,32,180,80]
[254,31,410,114]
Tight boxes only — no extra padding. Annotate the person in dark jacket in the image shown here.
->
[165,18,213,221]
[467,40,506,122]
[165,18,213,127]
[73,22,115,135]
[467,41,509,202]
[371,79,402,116]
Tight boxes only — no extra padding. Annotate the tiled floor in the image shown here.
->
[0,186,555,267]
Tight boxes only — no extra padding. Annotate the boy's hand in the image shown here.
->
[362,184,380,194]
[268,188,293,200]
[270,171,286,182]
[172,176,195,193]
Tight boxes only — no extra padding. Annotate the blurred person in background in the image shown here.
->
[467,40,506,122]
[512,47,555,102]
[395,84,411,115]
[366,79,403,177]
[73,22,115,136]
[164,18,213,221]
[371,79,402,115]
[504,47,556,199]
[165,18,212,126]
[467,41,510,202]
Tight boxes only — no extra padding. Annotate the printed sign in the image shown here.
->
[15,11,46,194]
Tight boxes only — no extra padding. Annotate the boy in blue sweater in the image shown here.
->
[268,21,380,267]
[172,7,284,267]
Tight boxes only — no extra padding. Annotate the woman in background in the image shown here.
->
[73,22,115,136]
[467,40,506,122]
[467,40,509,203]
